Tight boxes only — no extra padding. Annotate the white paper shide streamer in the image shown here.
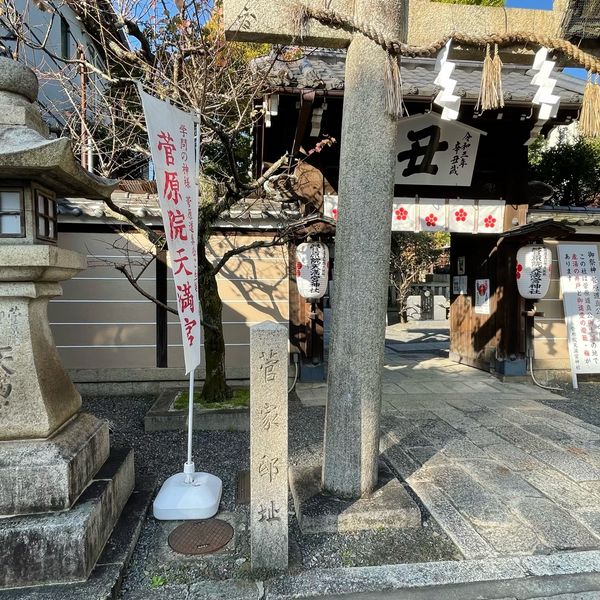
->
[530,47,562,121]
[434,40,461,121]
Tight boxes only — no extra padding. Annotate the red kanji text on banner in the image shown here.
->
[139,88,201,374]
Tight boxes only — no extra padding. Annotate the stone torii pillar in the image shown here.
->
[225,1,403,499]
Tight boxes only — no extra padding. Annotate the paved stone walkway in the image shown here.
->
[296,323,600,560]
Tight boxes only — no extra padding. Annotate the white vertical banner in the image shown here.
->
[558,244,600,387]
[391,198,417,232]
[139,88,201,374]
[448,199,476,233]
[418,199,447,232]
[477,200,505,234]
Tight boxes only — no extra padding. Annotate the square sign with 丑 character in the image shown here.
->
[395,113,485,187]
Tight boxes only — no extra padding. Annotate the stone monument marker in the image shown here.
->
[250,321,289,571]
[0,58,134,589]
[225,0,402,499]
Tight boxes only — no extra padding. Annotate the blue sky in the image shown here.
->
[505,0,554,8]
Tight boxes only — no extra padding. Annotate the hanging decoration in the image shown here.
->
[516,244,552,300]
[419,199,447,231]
[263,94,279,129]
[476,200,505,234]
[476,44,504,112]
[580,73,600,138]
[296,242,329,300]
[530,47,561,121]
[391,197,417,232]
[384,53,405,120]
[290,2,600,134]
[448,199,476,233]
[433,40,461,121]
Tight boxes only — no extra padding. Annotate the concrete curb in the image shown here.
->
[264,550,600,599]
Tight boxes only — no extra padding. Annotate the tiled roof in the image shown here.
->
[529,206,600,227]
[57,191,302,225]
[254,49,586,105]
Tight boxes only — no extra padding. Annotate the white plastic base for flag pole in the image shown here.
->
[153,369,222,520]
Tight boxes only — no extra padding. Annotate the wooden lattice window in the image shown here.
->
[35,189,58,243]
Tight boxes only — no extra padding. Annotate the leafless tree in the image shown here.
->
[2,0,333,401]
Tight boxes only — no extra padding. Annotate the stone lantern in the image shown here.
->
[0,58,135,589]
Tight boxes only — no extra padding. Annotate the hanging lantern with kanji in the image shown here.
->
[296,242,329,300]
[516,244,552,299]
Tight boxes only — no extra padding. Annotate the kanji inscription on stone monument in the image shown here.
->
[250,322,288,571]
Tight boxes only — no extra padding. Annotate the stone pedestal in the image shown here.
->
[290,463,421,534]
[0,413,109,516]
[0,448,135,588]
[0,245,87,439]
[0,245,135,588]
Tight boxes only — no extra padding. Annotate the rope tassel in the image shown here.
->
[291,4,311,41]
[580,74,600,138]
[477,44,503,111]
[493,44,504,109]
[384,52,404,120]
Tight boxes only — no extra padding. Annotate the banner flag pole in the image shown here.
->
[184,368,195,483]
[139,83,221,520]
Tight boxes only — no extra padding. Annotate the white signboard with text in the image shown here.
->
[395,113,484,187]
[558,244,600,388]
[139,89,201,374]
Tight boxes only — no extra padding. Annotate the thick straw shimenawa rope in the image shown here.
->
[291,4,600,74]
[292,3,600,133]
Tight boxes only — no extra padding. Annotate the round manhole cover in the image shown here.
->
[168,519,234,555]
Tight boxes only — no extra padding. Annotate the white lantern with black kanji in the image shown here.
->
[516,244,552,299]
[296,242,329,300]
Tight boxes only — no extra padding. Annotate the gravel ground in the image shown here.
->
[82,393,459,599]
[538,381,600,427]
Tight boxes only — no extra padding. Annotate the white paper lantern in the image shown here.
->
[296,242,329,300]
[516,244,552,299]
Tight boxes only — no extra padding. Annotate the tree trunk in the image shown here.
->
[198,244,230,403]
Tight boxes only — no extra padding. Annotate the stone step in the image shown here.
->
[0,446,134,589]
[0,488,153,600]
[0,412,109,516]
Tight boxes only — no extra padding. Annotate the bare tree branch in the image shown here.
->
[115,263,219,331]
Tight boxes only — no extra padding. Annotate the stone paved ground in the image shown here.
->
[297,322,600,560]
